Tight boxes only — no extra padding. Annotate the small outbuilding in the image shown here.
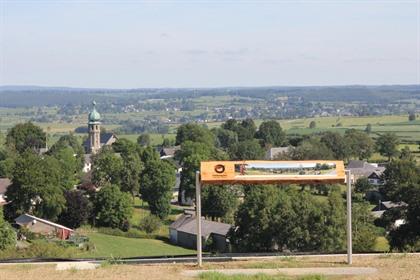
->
[15,214,74,240]
[169,213,232,252]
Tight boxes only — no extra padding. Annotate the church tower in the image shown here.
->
[88,101,101,154]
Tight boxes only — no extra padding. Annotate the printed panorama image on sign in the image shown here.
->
[234,162,337,178]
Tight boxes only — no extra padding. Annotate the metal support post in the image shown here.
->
[346,170,352,265]
[195,171,202,267]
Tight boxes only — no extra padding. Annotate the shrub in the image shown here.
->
[139,215,161,234]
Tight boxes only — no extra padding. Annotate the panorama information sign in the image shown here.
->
[200,160,345,185]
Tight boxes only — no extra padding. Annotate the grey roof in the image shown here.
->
[83,133,116,149]
[266,147,291,159]
[160,146,181,157]
[170,214,232,237]
[381,201,408,209]
[347,161,385,177]
[347,160,365,169]
[15,213,74,231]
[371,210,385,219]
[0,178,12,194]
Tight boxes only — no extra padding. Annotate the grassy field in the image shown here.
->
[78,232,195,258]
[0,254,418,280]
[1,113,418,148]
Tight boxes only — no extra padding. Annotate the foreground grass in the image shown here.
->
[78,232,195,258]
[199,272,325,280]
[0,255,419,280]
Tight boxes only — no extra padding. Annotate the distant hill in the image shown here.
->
[0,84,419,107]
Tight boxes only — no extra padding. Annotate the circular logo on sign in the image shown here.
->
[214,164,225,174]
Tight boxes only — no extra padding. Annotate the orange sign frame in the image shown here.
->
[200,160,345,185]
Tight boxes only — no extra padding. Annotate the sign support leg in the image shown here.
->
[196,171,202,267]
[346,170,352,265]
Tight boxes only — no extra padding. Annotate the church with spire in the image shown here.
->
[83,101,117,155]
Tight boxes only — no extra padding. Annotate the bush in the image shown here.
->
[0,240,79,259]
[0,207,16,250]
[139,215,161,234]
[97,227,158,239]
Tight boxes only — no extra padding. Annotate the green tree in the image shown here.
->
[58,190,92,229]
[94,184,133,230]
[255,120,286,147]
[175,123,215,146]
[6,122,46,154]
[140,159,175,219]
[0,148,16,178]
[376,132,400,161]
[112,138,141,156]
[344,129,374,160]
[234,187,333,252]
[228,139,265,160]
[50,146,81,189]
[309,121,316,129]
[290,137,334,160]
[354,177,374,193]
[202,185,238,223]
[352,202,377,252]
[320,132,349,160]
[222,119,256,142]
[176,141,227,204]
[378,158,420,250]
[4,151,66,221]
[211,128,238,150]
[399,146,414,161]
[365,124,372,134]
[380,159,419,201]
[0,207,16,250]
[408,112,416,121]
[91,147,124,187]
[120,153,143,199]
[161,137,175,148]
[49,134,84,156]
[137,134,151,147]
[320,186,346,252]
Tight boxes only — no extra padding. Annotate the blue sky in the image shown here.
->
[1,0,419,88]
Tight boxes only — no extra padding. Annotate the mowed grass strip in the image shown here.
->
[79,232,195,258]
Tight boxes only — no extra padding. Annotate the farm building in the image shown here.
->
[169,213,232,252]
[15,213,74,240]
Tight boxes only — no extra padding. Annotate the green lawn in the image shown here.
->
[79,232,195,258]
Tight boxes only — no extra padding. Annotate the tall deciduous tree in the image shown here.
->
[228,139,265,160]
[93,183,133,230]
[91,147,124,187]
[120,153,143,199]
[376,132,400,161]
[4,151,66,221]
[58,190,92,229]
[140,159,175,219]
[344,129,374,160]
[211,128,238,150]
[0,206,16,250]
[175,123,215,146]
[6,122,46,154]
[137,134,151,147]
[320,131,349,160]
[202,185,238,223]
[290,138,334,160]
[255,120,286,147]
[176,141,227,204]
